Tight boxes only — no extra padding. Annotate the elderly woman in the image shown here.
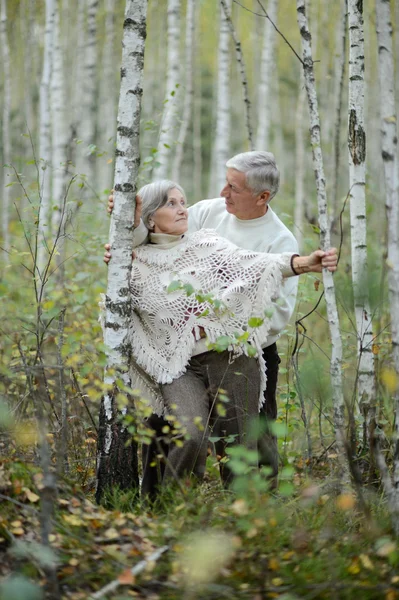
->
[113,180,337,492]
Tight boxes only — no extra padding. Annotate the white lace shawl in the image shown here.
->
[128,229,293,415]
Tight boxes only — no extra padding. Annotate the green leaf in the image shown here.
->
[183,283,195,296]
[167,280,181,293]
[248,317,264,328]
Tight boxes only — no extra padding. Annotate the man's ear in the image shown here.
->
[256,190,271,206]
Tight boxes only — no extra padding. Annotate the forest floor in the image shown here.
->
[1,449,399,600]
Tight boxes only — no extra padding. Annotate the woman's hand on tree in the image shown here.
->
[107,190,142,228]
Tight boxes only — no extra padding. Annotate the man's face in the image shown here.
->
[220,168,269,220]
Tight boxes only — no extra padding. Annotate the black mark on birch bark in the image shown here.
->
[349,109,366,164]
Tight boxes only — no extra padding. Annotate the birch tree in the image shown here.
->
[96,0,148,501]
[220,0,254,150]
[294,77,306,251]
[172,0,195,181]
[348,0,376,441]
[51,3,69,251]
[374,0,399,528]
[81,0,99,189]
[256,0,277,150]
[0,0,11,262]
[331,0,347,220]
[98,0,118,193]
[37,0,56,275]
[153,0,181,180]
[208,0,231,196]
[296,0,347,466]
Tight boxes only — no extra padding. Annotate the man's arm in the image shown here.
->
[262,233,299,343]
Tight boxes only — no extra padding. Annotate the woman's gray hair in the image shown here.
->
[138,180,186,228]
[225,151,280,200]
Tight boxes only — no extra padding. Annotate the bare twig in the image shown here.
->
[90,545,169,599]
[232,0,304,66]
[220,0,254,149]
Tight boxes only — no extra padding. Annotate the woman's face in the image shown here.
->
[151,188,188,235]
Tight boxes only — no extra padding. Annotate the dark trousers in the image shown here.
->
[258,343,280,477]
[141,351,260,498]
[141,344,280,498]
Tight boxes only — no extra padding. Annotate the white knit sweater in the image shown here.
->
[128,229,296,415]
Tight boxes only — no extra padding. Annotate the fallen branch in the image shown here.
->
[90,545,169,599]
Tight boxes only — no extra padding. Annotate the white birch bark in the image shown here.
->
[51,3,68,244]
[208,0,231,196]
[193,1,203,199]
[294,76,306,251]
[72,0,86,127]
[81,0,99,189]
[256,0,278,150]
[331,0,347,220]
[37,0,56,275]
[98,0,117,193]
[0,0,11,262]
[96,0,148,500]
[172,0,195,181]
[296,0,347,466]
[348,0,376,436]
[375,0,399,506]
[21,0,35,132]
[153,0,181,180]
[220,0,254,150]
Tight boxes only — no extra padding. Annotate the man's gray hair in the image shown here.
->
[226,151,280,200]
[138,180,186,228]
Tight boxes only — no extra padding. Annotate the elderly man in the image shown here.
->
[105,151,298,491]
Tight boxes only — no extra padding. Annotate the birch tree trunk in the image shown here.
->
[98,0,117,193]
[51,2,69,262]
[296,0,347,467]
[21,0,35,132]
[96,0,148,502]
[0,0,11,263]
[81,0,99,190]
[294,76,306,251]
[172,0,195,181]
[153,0,181,180]
[256,0,277,150]
[220,0,254,150]
[348,0,376,442]
[208,0,231,196]
[375,0,399,507]
[193,2,203,199]
[37,0,56,275]
[331,0,348,221]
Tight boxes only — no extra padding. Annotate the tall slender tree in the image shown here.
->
[220,0,254,149]
[208,0,231,196]
[37,0,56,275]
[296,0,347,468]
[172,0,195,181]
[331,0,348,221]
[153,0,181,180]
[51,2,69,248]
[348,0,376,442]
[81,0,99,190]
[294,76,306,251]
[0,0,11,263]
[375,0,399,489]
[98,0,118,193]
[96,0,148,502]
[256,0,278,150]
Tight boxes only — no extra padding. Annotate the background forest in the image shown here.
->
[1,0,399,598]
